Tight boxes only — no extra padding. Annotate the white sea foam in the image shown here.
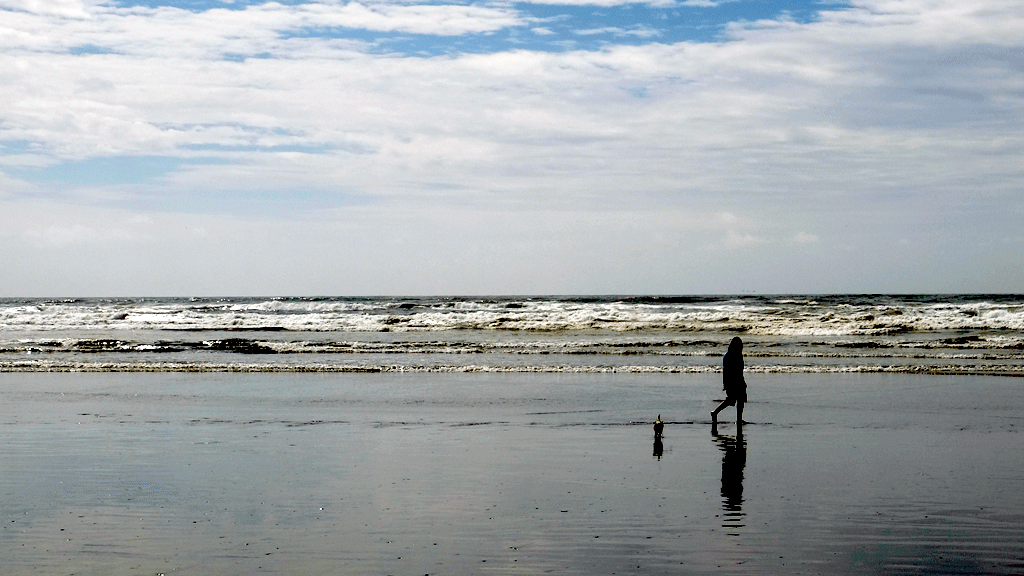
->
[2,297,1023,334]
[1,359,1021,375]
[2,296,1023,374]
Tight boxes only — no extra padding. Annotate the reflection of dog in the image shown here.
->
[653,415,664,439]
[653,437,664,460]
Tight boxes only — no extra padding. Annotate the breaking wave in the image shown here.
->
[2,295,1023,375]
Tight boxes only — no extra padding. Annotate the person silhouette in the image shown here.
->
[711,337,746,426]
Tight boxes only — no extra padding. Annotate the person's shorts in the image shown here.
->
[724,390,747,404]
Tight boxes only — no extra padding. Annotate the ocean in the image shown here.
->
[2,294,1022,375]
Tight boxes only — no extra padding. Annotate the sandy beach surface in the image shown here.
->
[2,372,1023,575]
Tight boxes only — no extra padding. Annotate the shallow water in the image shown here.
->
[2,372,1022,575]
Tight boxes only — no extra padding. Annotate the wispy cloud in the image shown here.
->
[575,25,661,37]
[2,1,528,61]
[724,230,766,248]
[517,0,679,6]
[792,232,819,244]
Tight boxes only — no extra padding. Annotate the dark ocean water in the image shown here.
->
[2,295,1022,374]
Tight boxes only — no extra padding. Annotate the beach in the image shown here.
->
[3,371,1022,575]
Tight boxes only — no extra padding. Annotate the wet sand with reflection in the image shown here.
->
[2,372,1023,575]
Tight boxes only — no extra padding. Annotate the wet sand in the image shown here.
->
[2,372,1023,575]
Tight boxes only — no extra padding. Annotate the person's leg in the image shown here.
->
[712,398,732,421]
[736,401,744,426]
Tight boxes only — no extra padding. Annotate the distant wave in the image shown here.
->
[2,295,1023,334]
[4,336,1024,356]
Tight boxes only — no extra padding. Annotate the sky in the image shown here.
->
[1,0,1022,296]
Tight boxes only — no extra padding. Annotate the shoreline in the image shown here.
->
[3,360,1024,375]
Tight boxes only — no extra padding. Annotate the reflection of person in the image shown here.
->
[711,337,746,426]
[713,427,746,513]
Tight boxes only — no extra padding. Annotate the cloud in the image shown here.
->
[677,0,730,6]
[0,0,90,18]
[724,230,765,248]
[575,25,662,38]
[516,0,678,6]
[307,2,527,36]
[0,199,144,247]
[0,1,527,63]
[5,0,1022,197]
[0,194,756,294]
[727,0,1024,47]
[2,0,1023,293]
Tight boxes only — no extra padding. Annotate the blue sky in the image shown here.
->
[1,0,1023,296]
